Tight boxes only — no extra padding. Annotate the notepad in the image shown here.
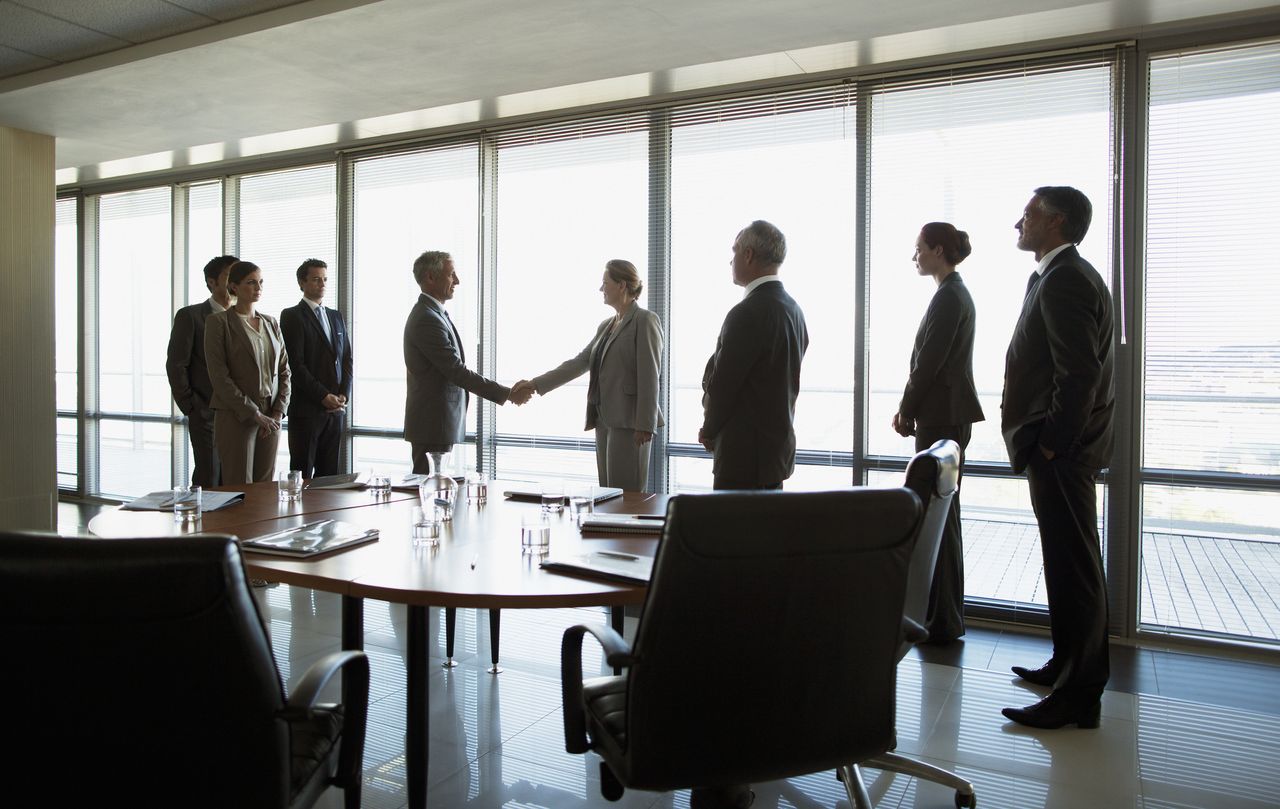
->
[240,520,378,557]
[578,514,665,535]
[541,551,655,585]
[305,472,369,490]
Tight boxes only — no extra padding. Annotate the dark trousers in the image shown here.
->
[410,442,454,475]
[188,407,220,488]
[287,411,343,479]
[1025,452,1110,702]
[915,423,971,641]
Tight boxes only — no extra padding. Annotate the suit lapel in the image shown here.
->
[601,302,638,356]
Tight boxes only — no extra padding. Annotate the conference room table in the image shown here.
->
[89,480,667,809]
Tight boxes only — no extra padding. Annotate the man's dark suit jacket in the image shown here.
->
[701,280,809,488]
[280,300,353,417]
[166,300,215,416]
[1001,246,1115,474]
[898,272,985,428]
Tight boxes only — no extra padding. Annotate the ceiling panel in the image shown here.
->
[0,2,128,62]
[0,41,56,75]
[11,0,211,42]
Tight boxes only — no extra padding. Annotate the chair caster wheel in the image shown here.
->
[955,791,976,808]
[600,762,624,801]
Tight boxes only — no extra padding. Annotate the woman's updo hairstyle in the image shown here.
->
[227,260,260,287]
[920,222,972,266]
[605,259,643,299]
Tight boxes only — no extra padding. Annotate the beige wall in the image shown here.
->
[0,125,56,530]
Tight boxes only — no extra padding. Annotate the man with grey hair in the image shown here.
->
[404,251,530,473]
[1001,186,1114,729]
[699,220,809,492]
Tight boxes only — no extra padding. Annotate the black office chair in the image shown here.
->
[0,533,369,809]
[561,488,921,805]
[855,439,977,808]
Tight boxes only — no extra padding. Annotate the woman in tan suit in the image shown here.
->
[517,259,664,492]
[204,261,291,484]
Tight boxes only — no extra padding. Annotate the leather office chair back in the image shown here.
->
[618,489,921,791]
[901,439,960,651]
[0,533,354,809]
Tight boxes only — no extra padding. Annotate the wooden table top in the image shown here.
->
[88,482,666,608]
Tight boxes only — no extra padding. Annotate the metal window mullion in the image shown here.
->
[222,176,240,256]
[477,134,499,475]
[81,196,100,496]
[336,154,355,473]
[647,109,672,494]
[851,82,870,486]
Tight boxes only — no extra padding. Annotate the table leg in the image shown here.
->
[487,608,503,674]
[408,604,430,809]
[342,595,364,651]
[442,606,457,668]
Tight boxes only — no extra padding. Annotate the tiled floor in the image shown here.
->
[251,585,1280,809]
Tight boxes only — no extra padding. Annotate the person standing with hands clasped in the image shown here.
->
[892,222,984,644]
[1001,186,1115,730]
[205,261,291,484]
[512,259,664,492]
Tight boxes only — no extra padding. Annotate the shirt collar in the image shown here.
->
[744,274,781,298]
[208,296,227,312]
[424,293,448,311]
[1035,243,1073,275]
[302,297,323,313]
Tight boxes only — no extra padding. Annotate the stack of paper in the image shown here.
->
[122,490,245,512]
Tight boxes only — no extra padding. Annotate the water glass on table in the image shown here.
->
[368,473,392,497]
[465,470,489,505]
[568,483,595,524]
[410,505,442,547]
[278,470,303,502]
[540,480,564,515]
[172,485,201,524]
[521,514,551,554]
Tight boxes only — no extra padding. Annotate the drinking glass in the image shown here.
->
[172,485,201,524]
[540,480,564,515]
[410,505,441,547]
[368,473,392,496]
[521,514,551,553]
[465,470,489,504]
[568,483,595,524]
[277,470,303,502]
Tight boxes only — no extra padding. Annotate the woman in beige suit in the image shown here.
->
[204,261,291,484]
[518,259,664,492]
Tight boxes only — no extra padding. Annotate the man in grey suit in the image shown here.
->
[166,254,237,487]
[1001,186,1114,730]
[403,251,530,473]
[699,219,809,491]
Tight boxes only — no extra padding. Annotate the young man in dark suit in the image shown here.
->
[1001,186,1115,729]
[699,220,809,493]
[280,259,353,479]
[166,254,237,488]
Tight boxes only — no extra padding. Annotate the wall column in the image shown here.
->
[0,125,56,530]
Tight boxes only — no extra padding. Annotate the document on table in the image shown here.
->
[122,490,245,511]
[239,519,379,557]
[541,551,655,585]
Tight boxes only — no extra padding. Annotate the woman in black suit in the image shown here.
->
[892,222,985,642]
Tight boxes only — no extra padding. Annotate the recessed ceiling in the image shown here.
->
[0,0,1276,185]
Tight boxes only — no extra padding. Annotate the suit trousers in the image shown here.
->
[214,402,280,484]
[187,407,220,488]
[1025,451,1110,702]
[287,410,343,479]
[915,424,971,641]
[594,426,652,492]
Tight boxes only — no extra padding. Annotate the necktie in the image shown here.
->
[316,305,341,385]
[315,304,332,344]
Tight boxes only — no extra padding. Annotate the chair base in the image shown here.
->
[863,752,975,807]
[838,764,873,809]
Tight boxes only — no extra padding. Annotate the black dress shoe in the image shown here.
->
[1002,693,1101,729]
[1011,661,1060,687]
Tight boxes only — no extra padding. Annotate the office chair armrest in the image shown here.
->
[561,623,633,754]
[902,617,929,645]
[281,650,370,792]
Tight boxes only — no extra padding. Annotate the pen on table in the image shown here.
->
[470,555,478,569]
[597,550,639,561]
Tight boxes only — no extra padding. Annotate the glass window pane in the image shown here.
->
[351,146,479,433]
[98,419,171,498]
[494,127,649,452]
[1141,41,1280,642]
[495,445,599,486]
[98,188,172,416]
[238,165,336,326]
[55,198,78,414]
[57,416,77,490]
[670,97,858,466]
[186,182,223,305]
[866,65,1115,466]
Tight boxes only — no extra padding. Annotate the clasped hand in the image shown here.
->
[509,380,536,406]
[254,410,281,439]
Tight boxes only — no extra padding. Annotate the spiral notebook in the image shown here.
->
[577,514,665,535]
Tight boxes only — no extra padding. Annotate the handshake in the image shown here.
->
[509,379,538,406]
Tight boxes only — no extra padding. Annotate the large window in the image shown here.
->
[865,60,1116,610]
[493,120,649,482]
[55,198,78,490]
[1142,41,1280,642]
[96,188,174,497]
[669,90,858,490]
[350,145,479,477]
